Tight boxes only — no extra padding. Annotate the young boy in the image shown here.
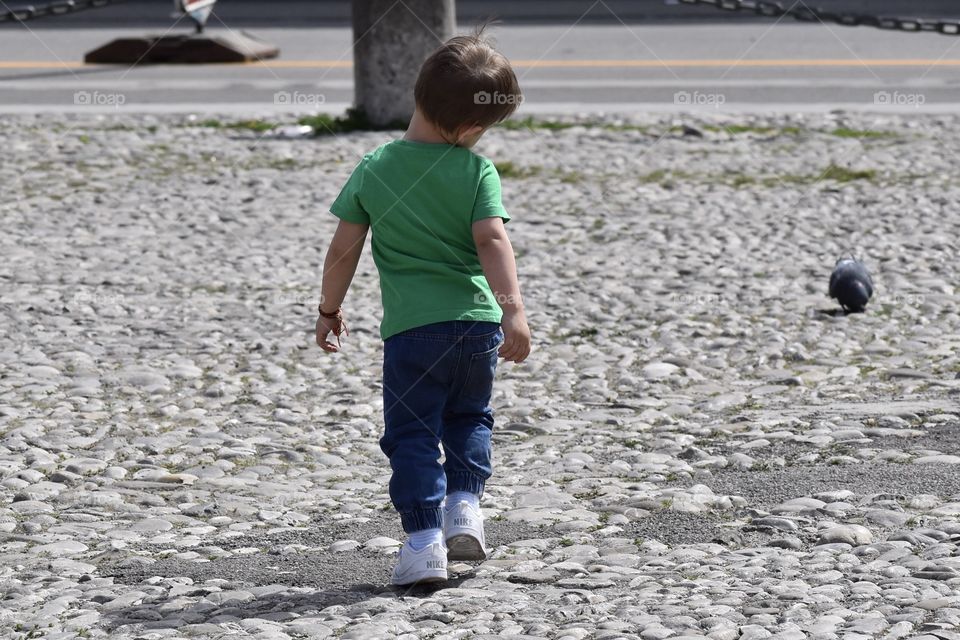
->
[315,31,530,586]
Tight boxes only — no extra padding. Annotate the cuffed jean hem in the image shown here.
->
[399,506,444,533]
[446,471,487,497]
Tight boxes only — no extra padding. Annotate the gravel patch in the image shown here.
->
[3,111,960,639]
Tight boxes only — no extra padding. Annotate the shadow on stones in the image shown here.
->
[814,307,863,317]
[97,514,544,630]
[98,570,481,632]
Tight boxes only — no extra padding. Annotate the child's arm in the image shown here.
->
[316,220,369,352]
[473,217,531,363]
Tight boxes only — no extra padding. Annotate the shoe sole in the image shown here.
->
[391,569,448,586]
[446,534,487,561]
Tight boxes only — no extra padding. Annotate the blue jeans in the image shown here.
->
[380,320,503,533]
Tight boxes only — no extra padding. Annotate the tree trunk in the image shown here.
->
[352,0,455,127]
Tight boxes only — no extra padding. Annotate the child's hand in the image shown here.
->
[316,309,348,353]
[499,310,531,363]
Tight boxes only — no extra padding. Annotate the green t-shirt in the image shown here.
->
[330,139,510,339]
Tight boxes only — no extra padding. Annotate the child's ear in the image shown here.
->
[456,124,484,144]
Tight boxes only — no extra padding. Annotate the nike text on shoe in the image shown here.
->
[391,541,448,586]
[444,500,487,561]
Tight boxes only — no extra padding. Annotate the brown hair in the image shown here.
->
[414,29,522,135]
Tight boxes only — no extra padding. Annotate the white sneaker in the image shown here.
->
[443,500,487,561]
[390,541,448,586]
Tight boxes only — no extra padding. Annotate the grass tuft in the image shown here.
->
[298,108,406,135]
[494,161,542,179]
[499,117,580,132]
[829,127,896,139]
[819,163,877,183]
[192,109,406,137]
[197,118,277,133]
[499,116,649,133]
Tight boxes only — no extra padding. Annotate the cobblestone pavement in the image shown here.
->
[1,111,959,639]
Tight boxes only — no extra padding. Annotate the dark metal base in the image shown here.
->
[84,31,279,64]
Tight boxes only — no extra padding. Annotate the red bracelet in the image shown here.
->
[318,305,348,348]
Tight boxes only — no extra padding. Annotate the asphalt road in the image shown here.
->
[1,21,959,113]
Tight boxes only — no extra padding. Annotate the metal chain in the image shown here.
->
[0,0,126,24]
[678,0,960,36]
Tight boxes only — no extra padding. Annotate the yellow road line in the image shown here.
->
[2,58,960,70]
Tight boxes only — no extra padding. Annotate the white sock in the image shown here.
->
[408,527,443,551]
[446,491,480,511]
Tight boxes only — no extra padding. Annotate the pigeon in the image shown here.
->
[829,256,873,312]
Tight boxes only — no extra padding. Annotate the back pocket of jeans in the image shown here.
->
[458,340,501,407]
